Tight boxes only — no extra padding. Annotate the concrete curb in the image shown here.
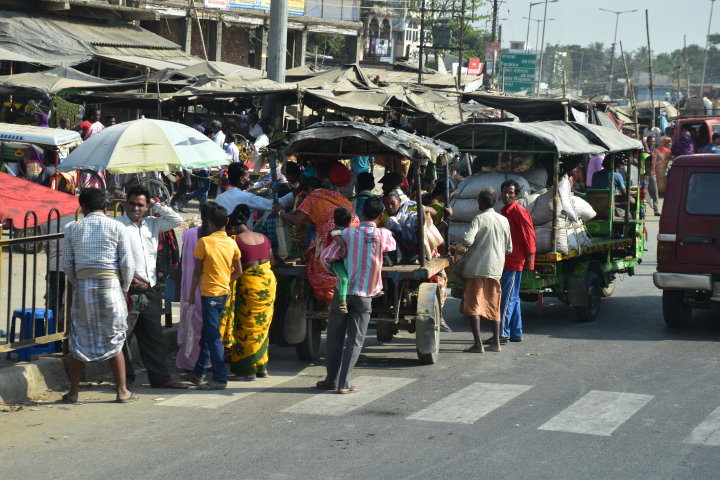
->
[0,326,179,405]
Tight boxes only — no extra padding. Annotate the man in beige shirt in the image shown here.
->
[457,186,512,353]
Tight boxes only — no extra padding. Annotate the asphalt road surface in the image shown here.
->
[2,215,720,480]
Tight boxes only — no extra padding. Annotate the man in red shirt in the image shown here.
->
[496,179,535,343]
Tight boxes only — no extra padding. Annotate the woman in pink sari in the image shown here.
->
[176,202,216,370]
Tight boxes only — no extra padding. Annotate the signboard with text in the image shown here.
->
[205,0,230,10]
[230,0,304,15]
[500,53,537,92]
[467,58,482,76]
[485,42,499,76]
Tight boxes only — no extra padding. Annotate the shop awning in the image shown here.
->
[0,66,118,96]
[0,173,79,228]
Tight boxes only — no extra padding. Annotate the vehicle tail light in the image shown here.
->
[535,264,556,274]
[657,241,674,263]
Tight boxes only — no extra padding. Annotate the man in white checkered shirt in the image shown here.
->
[62,188,137,404]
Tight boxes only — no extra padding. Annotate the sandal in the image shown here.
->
[61,393,77,404]
[227,375,257,382]
[197,380,227,390]
[159,380,189,389]
[316,380,337,391]
[337,386,360,394]
[256,372,269,378]
[116,393,140,403]
[180,372,204,385]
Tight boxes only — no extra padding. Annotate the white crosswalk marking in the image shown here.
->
[281,376,415,416]
[684,407,720,446]
[539,390,654,436]
[407,382,533,424]
[155,372,297,409]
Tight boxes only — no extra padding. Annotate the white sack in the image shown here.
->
[518,188,553,225]
[558,175,578,223]
[449,198,482,223]
[455,172,530,200]
[448,221,472,245]
[517,168,549,192]
[570,196,596,222]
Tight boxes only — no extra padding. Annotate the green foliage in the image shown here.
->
[307,33,345,60]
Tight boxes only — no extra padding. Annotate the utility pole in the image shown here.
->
[685,35,690,98]
[701,0,716,96]
[599,8,637,98]
[418,0,426,86]
[569,50,584,96]
[267,0,289,82]
[646,10,657,129]
[620,41,640,138]
[492,0,498,41]
[457,0,466,92]
[536,0,550,96]
[677,66,681,106]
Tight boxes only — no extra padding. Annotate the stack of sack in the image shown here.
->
[449,169,546,243]
[450,173,597,256]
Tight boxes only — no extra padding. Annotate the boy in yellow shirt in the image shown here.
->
[189,204,241,390]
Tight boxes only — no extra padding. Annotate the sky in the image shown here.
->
[478,0,715,54]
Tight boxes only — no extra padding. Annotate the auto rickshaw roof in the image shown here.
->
[284,121,459,164]
[434,120,643,156]
[0,124,82,147]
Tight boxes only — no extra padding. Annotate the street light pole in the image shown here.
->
[701,0,717,95]
[525,1,557,53]
[599,8,637,97]
[570,49,584,96]
[536,0,550,96]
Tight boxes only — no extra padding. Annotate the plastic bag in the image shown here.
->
[180,302,196,359]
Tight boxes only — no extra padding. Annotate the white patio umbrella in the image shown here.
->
[58,117,229,174]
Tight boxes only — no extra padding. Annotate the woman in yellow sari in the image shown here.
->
[224,205,276,380]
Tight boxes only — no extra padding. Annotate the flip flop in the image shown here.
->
[337,387,360,394]
[159,380,189,389]
[61,394,77,404]
[227,375,257,382]
[316,380,338,391]
[197,380,227,390]
[256,373,269,378]
[116,393,140,403]
[180,372,204,385]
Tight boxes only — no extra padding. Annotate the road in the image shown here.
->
[2,214,720,480]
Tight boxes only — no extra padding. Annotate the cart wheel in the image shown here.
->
[662,290,692,328]
[601,278,616,298]
[296,318,322,360]
[415,283,441,365]
[13,227,40,254]
[574,271,602,322]
[376,321,395,342]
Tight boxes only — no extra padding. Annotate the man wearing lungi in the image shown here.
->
[62,188,137,403]
[458,187,512,353]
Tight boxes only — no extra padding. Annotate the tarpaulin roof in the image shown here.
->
[286,65,329,82]
[0,173,78,228]
[303,90,387,116]
[461,92,571,121]
[175,61,264,80]
[434,121,641,156]
[0,11,96,66]
[363,68,477,88]
[174,76,296,97]
[0,66,118,96]
[47,18,180,50]
[284,121,458,164]
[298,64,373,90]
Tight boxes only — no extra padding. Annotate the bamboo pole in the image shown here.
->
[645,10,657,128]
[620,41,640,138]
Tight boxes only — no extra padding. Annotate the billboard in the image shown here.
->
[230,0,304,15]
[205,0,229,10]
[370,38,391,57]
[467,58,482,76]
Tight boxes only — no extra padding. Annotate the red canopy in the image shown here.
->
[0,173,78,228]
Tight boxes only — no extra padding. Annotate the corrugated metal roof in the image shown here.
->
[48,18,180,49]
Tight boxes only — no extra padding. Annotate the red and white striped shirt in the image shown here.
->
[320,222,396,297]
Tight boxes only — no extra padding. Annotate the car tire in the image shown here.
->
[662,290,692,328]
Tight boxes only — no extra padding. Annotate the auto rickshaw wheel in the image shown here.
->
[376,321,395,342]
[415,283,441,365]
[13,227,41,254]
[295,318,322,360]
[574,271,601,322]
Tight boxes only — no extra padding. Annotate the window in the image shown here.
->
[686,173,720,215]
[368,18,379,38]
[380,19,391,39]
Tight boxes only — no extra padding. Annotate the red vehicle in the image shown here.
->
[654,155,720,326]
[672,117,720,152]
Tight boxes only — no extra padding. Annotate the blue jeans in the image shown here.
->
[186,170,211,207]
[194,294,229,384]
[500,270,523,340]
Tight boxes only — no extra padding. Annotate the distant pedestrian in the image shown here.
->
[497,180,535,344]
[188,204,242,390]
[350,155,374,189]
[193,116,205,134]
[62,188,136,403]
[116,185,187,390]
[458,187,512,353]
[643,120,662,147]
[317,196,396,393]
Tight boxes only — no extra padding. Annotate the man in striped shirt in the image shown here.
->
[318,196,396,394]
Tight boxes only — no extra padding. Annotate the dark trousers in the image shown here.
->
[171,172,192,207]
[123,294,172,387]
[48,271,65,327]
[324,293,372,390]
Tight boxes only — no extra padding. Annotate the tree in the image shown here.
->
[306,34,345,60]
